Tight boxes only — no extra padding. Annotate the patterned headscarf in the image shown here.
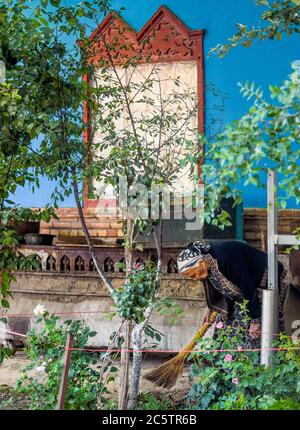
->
[177,241,242,318]
[177,241,211,273]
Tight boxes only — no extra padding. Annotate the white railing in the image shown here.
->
[261,169,300,365]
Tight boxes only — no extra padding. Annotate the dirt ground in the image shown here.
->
[0,351,191,410]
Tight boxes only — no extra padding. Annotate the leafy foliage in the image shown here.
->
[14,312,116,410]
[154,297,184,325]
[137,392,173,410]
[0,0,119,313]
[0,326,14,366]
[116,261,159,323]
[202,61,300,225]
[210,0,300,57]
[0,206,56,308]
[187,302,300,410]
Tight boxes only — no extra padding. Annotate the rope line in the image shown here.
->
[66,346,300,354]
[0,328,27,338]
[0,312,294,338]
[0,328,299,354]
[1,311,110,317]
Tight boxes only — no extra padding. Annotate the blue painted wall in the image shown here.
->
[14,0,300,208]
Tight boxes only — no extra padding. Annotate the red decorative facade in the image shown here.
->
[83,6,205,208]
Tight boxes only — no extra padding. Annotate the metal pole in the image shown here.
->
[261,169,279,365]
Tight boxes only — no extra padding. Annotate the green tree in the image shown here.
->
[210,0,300,58]
[0,81,55,310]
[1,0,202,410]
[0,0,119,399]
[81,19,204,407]
[198,0,300,224]
[202,61,300,225]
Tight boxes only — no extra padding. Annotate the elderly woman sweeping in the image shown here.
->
[176,240,286,347]
[145,240,286,388]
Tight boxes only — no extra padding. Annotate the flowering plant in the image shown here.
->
[187,301,300,410]
[33,304,48,317]
[14,309,117,410]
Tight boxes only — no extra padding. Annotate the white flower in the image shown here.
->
[42,362,47,367]
[36,365,46,373]
[33,304,47,317]
[255,146,263,156]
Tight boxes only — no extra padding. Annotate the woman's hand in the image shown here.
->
[202,308,213,324]
[249,322,261,339]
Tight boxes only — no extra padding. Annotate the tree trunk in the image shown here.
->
[118,320,132,409]
[71,167,116,301]
[128,219,163,409]
[127,323,143,410]
[118,216,134,409]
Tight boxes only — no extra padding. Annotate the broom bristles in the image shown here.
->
[144,311,218,388]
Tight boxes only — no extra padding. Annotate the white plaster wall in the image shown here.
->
[92,61,199,202]
[0,293,206,352]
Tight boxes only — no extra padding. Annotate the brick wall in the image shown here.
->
[40,208,123,245]
[40,207,300,249]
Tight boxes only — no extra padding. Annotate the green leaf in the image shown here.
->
[88,331,97,337]
[50,0,61,6]
[1,299,10,308]
[39,17,49,27]
[35,6,41,17]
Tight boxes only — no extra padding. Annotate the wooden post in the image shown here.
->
[260,230,267,252]
[56,332,73,410]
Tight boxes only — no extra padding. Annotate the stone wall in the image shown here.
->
[2,255,291,349]
[1,247,293,349]
[1,271,206,351]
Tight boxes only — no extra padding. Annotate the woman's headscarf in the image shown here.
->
[177,241,211,274]
[177,241,241,318]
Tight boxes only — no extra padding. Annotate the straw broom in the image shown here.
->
[144,311,218,388]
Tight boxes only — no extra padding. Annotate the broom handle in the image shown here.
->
[181,311,218,358]
[194,311,218,342]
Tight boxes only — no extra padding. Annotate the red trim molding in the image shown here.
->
[83,6,205,208]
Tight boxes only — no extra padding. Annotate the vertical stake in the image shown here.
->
[56,332,73,410]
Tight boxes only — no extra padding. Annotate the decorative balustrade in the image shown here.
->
[18,245,179,275]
